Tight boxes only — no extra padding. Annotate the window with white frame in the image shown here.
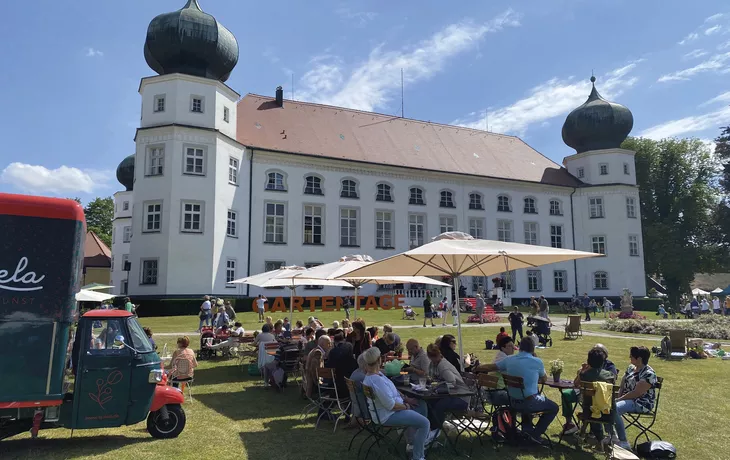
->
[265,261,285,272]
[523,197,537,214]
[304,262,324,289]
[143,201,162,232]
[122,254,129,272]
[599,164,609,175]
[589,197,605,218]
[265,202,286,243]
[497,195,511,212]
[409,187,425,205]
[554,270,567,292]
[341,179,358,198]
[577,167,585,178]
[439,190,455,208]
[439,215,455,233]
[472,277,487,294]
[549,199,562,216]
[527,270,542,292]
[626,197,637,218]
[191,96,204,113]
[266,172,286,191]
[340,208,358,246]
[502,270,516,292]
[591,235,606,254]
[376,183,393,202]
[469,193,484,210]
[123,225,132,243]
[123,201,129,211]
[181,201,203,233]
[184,147,205,175]
[623,163,630,175]
[154,95,165,113]
[629,234,640,257]
[226,259,236,285]
[375,211,393,248]
[409,214,425,248]
[497,219,513,242]
[147,147,164,176]
[594,271,609,290]
[228,157,239,184]
[550,225,563,248]
[469,217,485,239]
[227,210,238,237]
[303,205,324,244]
[141,259,158,285]
[524,222,539,245]
[304,175,323,195]
[223,107,230,123]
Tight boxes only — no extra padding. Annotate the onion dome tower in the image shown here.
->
[562,76,634,154]
[116,155,134,192]
[143,0,239,82]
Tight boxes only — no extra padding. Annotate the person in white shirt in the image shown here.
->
[713,297,721,314]
[602,297,614,317]
[231,322,245,337]
[701,298,710,314]
[255,295,267,323]
[440,297,450,326]
[198,295,212,332]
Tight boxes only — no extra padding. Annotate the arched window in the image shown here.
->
[265,171,286,191]
[497,194,511,212]
[409,187,425,205]
[523,197,537,214]
[549,199,563,216]
[376,183,393,202]
[593,271,609,290]
[304,175,323,195]
[440,190,455,208]
[340,179,358,199]
[469,192,484,210]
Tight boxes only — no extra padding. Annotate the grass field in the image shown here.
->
[3,315,726,460]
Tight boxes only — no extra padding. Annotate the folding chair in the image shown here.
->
[441,373,490,455]
[564,315,583,340]
[360,384,408,460]
[668,331,688,360]
[168,357,194,402]
[622,377,664,449]
[315,367,351,432]
[561,381,620,458]
[279,347,302,387]
[299,371,320,421]
[345,378,370,455]
[502,374,553,449]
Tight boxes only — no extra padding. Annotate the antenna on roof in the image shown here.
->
[401,68,404,118]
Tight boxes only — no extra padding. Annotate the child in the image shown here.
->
[526,330,539,347]
[144,327,157,350]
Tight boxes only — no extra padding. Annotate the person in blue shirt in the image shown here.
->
[582,293,592,321]
[476,337,558,445]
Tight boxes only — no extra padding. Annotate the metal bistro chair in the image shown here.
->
[168,356,194,402]
[501,374,552,450]
[564,381,620,459]
[345,378,371,457]
[477,373,511,449]
[622,376,664,449]
[442,372,490,455]
[279,347,302,388]
[564,315,583,340]
[315,367,351,432]
[360,384,408,460]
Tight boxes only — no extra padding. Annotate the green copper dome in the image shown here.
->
[116,155,135,191]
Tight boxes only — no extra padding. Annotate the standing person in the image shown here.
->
[690,297,699,317]
[582,293,592,322]
[123,297,135,314]
[342,296,351,320]
[603,297,614,317]
[422,292,435,328]
[712,296,721,314]
[224,300,236,321]
[198,295,212,332]
[440,297,450,326]
[529,296,539,316]
[214,305,229,330]
[508,306,524,341]
[475,294,486,324]
[255,295,267,323]
[724,296,729,316]
[701,297,710,315]
[539,295,549,319]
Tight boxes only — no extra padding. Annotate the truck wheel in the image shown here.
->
[147,404,186,439]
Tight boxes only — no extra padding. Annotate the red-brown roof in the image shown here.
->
[84,231,111,268]
[236,95,582,187]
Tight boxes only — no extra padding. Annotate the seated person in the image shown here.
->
[404,339,429,377]
[367,326,380,343]
[307,316,324,330]
[294,320,305,332]
[325,332,357,401]
[143,327,157,350]
[526,330,539,348]
[439,334,462,372]
[560,347,615,436]
[382,324,401,348]
[273,320,285,338]
[213,306,229,329]
[169,336,198,386]
[300,327,315,347]
[427,344,471,430]
[362,348,437,460]
[348,320,372,357]
[304,329,327,355]
[341,318,353,335]
[375,332,397,356]
[593,343,618,378]
[282,317,291,332]
[304,336,332,399]
[476,337,558,446]
[486,336,514,406]
[610,346,657,451]
[230,322,245,337]
[496,327,510,345]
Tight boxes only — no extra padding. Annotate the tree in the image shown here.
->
[622,137,722,306]
[713,126,730,267]
[84,197,114,248]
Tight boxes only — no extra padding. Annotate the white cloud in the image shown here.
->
[679,32,699,45]
[657,51,730,82]
[718,40,730,50]
[451,60,642,136]
[683,48,709,60]
[0,163,111,195]
[85,47,104,58]
[297,9,521,112]
[705,13,724,22]
[639,104,730,140]
[335,7,377,27]
[705,25,722,35]
[699,91,730,107]
[262,47,280,64]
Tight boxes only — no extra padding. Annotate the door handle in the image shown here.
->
[83,369,89,374]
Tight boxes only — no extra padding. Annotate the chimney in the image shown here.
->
[275,86,283,107]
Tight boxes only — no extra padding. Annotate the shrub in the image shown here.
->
[609,311,647,320]
[601,314,730,340]
[467,313,501,323]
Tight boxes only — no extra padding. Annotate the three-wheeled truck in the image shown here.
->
[0,193,186,441]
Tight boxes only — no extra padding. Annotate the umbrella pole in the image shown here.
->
[289,286,295,324]
[453,276,464,370]
[354,286,359,321]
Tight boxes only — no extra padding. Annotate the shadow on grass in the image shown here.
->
[0,434,155,460]
[195,384,309,421]
[191,360,252,385]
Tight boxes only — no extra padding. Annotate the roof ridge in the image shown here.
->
[87,230,111,258]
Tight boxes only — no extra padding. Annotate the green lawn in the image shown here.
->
[3,319,724,459]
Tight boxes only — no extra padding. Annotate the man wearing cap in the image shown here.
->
[198,295,212,332]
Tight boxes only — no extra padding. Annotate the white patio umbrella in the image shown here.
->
[80,283,115,291]
[75,289,116,302]
[711,287,724,294]
[692,288,710,296]
[340,232,603,366]
[230,266,351,323]
[296,255,450,320]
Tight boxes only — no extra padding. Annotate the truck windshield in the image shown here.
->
[126,318,155,353]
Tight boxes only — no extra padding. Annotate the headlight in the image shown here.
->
[148,369,164,383]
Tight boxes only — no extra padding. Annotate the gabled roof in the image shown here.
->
[692,273,730,292]
[236,95,583,188]
[84,231,111,268]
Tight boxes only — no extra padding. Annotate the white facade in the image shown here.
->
[109,74,646,301]
[111,190,133,295]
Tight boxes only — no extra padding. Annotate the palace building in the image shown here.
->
[111,0,645,301]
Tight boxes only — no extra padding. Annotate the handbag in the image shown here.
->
[636,441,676,458]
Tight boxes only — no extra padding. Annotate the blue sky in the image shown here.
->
[1,0,729,202]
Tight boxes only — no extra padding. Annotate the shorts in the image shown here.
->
[425,311,434,319]
[258,306,265,312]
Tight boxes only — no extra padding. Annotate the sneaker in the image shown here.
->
[601,435,618,447]
[616,440,632,451]
[426,429,440,444]
[406,444,413,453]
[431,324,436,327]
[562,423,579,435]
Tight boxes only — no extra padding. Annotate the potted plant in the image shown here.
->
[549,359,564,382]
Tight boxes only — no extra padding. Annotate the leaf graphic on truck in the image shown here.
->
[88,370,123,410]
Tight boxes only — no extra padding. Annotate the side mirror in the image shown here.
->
[114,335,126,348]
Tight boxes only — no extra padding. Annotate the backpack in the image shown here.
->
[491,407,517,444]
[636,441,676,458]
